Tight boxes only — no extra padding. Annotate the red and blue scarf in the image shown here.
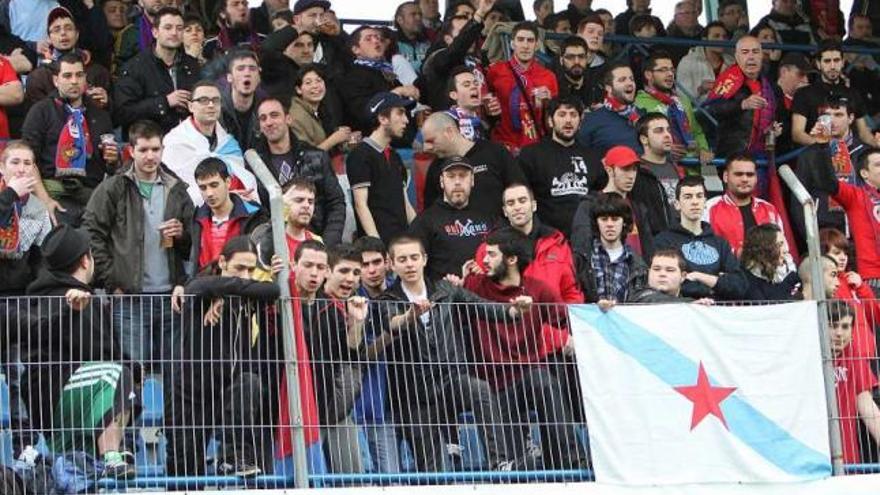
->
[0,177,20,255]
[708,65,776,153]
[54,102,93,178]
[603,93,640,125]
[645,86,694,147]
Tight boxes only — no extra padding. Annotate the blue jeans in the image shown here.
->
[112,294,179,368]
[361,423,400,474]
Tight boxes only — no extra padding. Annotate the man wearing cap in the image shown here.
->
[421,111,523,220]
[340,25,420,135]
[292,0,349,77]
[22,51,117,227]
[251,0,291,36]
[410,155,494,281]
[114,6,201,135]
[22,225,138,479]
[792,39,877,148]
[347,92,416,244]
[24,6,111,108]
[774,51,811,153]
[571,145,659,259]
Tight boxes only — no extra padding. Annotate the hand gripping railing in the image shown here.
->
[245,149,309,488]
[777,164,845,476]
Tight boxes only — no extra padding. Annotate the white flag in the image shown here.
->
[570,301,831,484]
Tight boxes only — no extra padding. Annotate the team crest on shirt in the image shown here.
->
[444,219,490,237]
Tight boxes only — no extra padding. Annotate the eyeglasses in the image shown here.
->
[192,96,222,106]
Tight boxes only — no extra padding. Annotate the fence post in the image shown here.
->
[777,164,845,476]
[245,150,310,488]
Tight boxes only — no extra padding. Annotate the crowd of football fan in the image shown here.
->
[2,0,880,486]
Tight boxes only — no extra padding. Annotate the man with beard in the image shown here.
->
[574,14,607,106]
[422,112,523,219]
[705,154,786,255]
[410,156,494,281]
[577,62,641,154]
[114,6,201,134]
[444,66,494,141]
[555,36,602,110]
[305,243,368,474]
[517,96,605,236]
[22,52,117,226]
[635,113,680,227]
[654,176,748,300]
[635,52,712,168]
[792,40,877,148]
[203,0,265,60]
[348,92,416,243]
[473,183,583,303]
[220,49,261,150]
[254,97,345,245]
[486,21,557,154]
[463,228,587,470]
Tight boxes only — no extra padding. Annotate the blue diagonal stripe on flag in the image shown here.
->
[570,305,831,478]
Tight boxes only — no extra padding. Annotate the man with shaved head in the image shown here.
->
[421,112,524,218]
[705,35,785,197]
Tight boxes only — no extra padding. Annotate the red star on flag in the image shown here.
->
[674,361,737,430]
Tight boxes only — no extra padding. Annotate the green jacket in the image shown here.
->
[635,89,710,156]
[83,164,195,293]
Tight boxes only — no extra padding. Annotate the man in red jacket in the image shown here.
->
[486,21,558,154]
[704,153,787,255]
[473,182,584,303]
[463,228,585,470]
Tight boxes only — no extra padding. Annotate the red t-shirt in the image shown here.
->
[0,56,18,138]
[834,345,878,463]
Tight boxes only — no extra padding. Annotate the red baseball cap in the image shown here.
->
[603,146,640,168]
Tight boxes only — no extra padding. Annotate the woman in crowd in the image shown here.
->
[740,224,800,301]
[289,64,352,152]
[820,227,879,358]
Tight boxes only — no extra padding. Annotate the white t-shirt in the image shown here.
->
[401,282,431,327]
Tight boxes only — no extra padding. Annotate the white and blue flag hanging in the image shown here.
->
[570,301,832,484]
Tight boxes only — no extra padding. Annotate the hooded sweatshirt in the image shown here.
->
[653,222,749,300]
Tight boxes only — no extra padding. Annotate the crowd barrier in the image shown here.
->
[0,294,877,493]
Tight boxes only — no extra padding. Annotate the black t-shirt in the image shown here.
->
[791,80,864,133]
[423,139,525,219]
[269,150,296,186]
[739,203,757,237]
[346,139,409,243]
[518,138,606,237]
[410,201,494,281]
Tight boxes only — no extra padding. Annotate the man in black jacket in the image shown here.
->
[113,6,201,135]
[22,52,117,226]
[165,236,280,478]
[83,120,193,390]
[410,156,495,281]
[22,225,138,479]
[339,25,420,134]
[255,97,345,246]
[220,49,261,151]
[421,0,493,112]
[380,234,533,472]
[518,96,605,236]
[654,176,748,300]
[292,0,350,81]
